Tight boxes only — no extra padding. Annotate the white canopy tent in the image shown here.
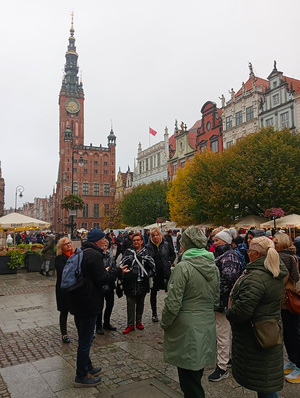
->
[0,212,51,232]
[235,215,268,229]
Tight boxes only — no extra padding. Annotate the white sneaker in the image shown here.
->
[285,367,300,383]
[284,360,296,375]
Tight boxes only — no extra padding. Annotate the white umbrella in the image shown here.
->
[0,212,51,232]
[235,215,268,229]
[276,214,300,228]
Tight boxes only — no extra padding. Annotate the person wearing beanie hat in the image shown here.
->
[87,228,106,243]
[71,228,128,388]
[208,227,242,382]
[161,226,219,397]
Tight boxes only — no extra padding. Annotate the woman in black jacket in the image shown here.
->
[147,227,176,322]
[55,237,74,343]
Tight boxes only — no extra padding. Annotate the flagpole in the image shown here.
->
[149,127,150,147]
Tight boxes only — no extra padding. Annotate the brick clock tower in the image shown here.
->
[54,15,116,234]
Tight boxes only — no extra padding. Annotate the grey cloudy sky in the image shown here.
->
[1,0,300,209]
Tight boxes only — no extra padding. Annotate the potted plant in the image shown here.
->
[0,250,22,274]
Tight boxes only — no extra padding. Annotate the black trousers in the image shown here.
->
[96,289,115,327]
[177,367,204,398]
[281,308,300,367]
[59,310,69,336]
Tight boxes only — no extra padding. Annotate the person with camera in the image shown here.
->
[120,232,155,334]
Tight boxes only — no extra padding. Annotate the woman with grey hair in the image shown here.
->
[161,226,219,398]
[227,236,287,397]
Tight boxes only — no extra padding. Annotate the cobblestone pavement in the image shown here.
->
[0,271,299,397]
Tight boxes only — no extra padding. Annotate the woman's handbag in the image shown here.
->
[116,278,123,298]
[285,289,300,314]
[251,319,283,349]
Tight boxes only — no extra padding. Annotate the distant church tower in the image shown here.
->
[54,15,116,233]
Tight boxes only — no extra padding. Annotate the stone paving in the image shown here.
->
[0,270,299,397]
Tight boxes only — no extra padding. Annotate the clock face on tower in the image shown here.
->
[65,98,80,114]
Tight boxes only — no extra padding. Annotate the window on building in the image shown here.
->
[94,169,98,174]
[73,167,77,174]
[83,159,88,164]
[226,141,233,149]
[199,141,207,152]
[94,161,98,165]
[104,204,109,215]
[81,223,87,229]
[211,140,219,152]
[82,182,89,196]
[246,106,254,122]
[150,156,153,170]
[139,161,142,174]
[146,158,149,171]
[280,112,289,128]
[104,170,108,174]
[273,81,277,88]
[266,118,273,127]
[84,168,88,174]
[82,204,88,218]
[273,93,279,106]
[93,222,100,228]
[104,183,110,196]
[235,111,243,126]
[104,161,108,166]
[158,152,161,167]
[226,116,232,129]
[72,182,78,195]
[173,163,178,173]
[94,204,100,218]
[181,160,185,168]
[93,183,99,196]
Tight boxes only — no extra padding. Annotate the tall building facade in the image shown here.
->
[132,128,169,186]
[54,17,116,233]
[195,101,223,153]
[221,63,269,149]
[0,162,4,217]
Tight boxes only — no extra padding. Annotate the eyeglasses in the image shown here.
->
[62,242,72,246]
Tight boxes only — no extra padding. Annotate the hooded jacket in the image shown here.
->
[161,248,220,371]
[226,256,288,393]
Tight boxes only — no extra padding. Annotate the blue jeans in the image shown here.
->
[257,392,279,398]
[74,315,97,379]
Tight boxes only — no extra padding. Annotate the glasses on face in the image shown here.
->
[133,239,141,242]
[62,242,72,246]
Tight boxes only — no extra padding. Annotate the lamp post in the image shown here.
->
[70,153,84,239]
[15,185,25,212]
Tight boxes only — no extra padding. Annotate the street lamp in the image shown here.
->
[15,185,25,212]
[70,153,84,239]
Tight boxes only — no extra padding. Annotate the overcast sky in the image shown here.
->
[1,0,300,209]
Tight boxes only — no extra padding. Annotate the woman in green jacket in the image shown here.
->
[227,236,288,398]
[161,226,220,398]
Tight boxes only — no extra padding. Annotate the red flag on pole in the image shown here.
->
[149,127,157,136]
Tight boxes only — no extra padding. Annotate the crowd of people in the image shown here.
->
[37,224,299,395]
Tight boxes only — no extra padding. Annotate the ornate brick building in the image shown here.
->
[54,17,116,233]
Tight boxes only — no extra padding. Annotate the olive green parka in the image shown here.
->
[226,256,288,393]
[161,248,220,371]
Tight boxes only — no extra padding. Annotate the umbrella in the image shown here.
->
[0,212,51,232]
[235,215,268,229]
[260,220,275,228]
[276,214,300,228]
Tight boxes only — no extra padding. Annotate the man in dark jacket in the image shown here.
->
[70,228,108,388]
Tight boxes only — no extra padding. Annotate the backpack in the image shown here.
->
[61,248,91,291]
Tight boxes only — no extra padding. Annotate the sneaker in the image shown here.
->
[88,365,102,376]
[122,325,135,334]
[96,326,104,335]
[152,315,159,322]
[103,323,117,331]
[285,367,300,383]
[208,366,229,382]
[284,360,296,375]
[74,374,101,388]
[62,335,70,344]
[136,322,144,330]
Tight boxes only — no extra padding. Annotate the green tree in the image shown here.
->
[120,181,169,226]
[102,199,126,230]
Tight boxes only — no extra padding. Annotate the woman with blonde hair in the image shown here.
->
[227,236,288,398]
[273,232,300,383]
[55,237,74,343]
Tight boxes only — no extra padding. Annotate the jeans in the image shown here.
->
[74,315,97,379]
[177,367,204,398]
[126,294,146,326]
[96,288,114,327]
[257,392,279,398]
